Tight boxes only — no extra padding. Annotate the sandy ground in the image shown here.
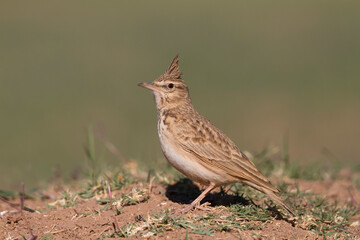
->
[1,177,359,240]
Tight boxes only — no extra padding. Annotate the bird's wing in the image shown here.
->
[173,116,279,193]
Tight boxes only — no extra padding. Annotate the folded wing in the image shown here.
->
[173,115,279,193]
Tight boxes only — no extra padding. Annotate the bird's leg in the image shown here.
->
[180,183,216,213]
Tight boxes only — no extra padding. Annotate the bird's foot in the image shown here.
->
[179,204,194,214]
[179,202,213,214]
[195,202,213,211]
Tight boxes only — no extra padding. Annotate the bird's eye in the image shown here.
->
[168,83,174,89]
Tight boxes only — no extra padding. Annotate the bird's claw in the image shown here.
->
[179,202,213,214]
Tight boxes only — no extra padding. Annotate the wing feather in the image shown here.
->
[173,116,279,193]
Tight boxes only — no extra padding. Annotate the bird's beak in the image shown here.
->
[138,82,158,91]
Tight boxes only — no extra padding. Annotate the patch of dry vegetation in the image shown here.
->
[1,164,359,239]
[1,130,359,239]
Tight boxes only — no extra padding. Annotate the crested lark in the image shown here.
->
[138,55,295,216]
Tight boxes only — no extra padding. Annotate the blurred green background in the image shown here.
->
[1,1,360,189]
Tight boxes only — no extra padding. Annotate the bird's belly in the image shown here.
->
[158,134,228,185]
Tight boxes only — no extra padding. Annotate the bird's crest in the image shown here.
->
[165,54,182,79]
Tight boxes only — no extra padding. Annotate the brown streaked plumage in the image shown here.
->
[138,55,295,216]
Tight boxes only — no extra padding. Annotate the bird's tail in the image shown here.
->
[243,180,296,217]
[262,188,296,217]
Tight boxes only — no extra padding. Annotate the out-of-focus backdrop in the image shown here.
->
[1,1,360,189]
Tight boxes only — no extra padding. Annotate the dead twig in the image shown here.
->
[348,188,360,211]
[96,122,128,163]
[97,226,112,238]
[0,196,20,211]
[106,181,113,210]
[106,180,121,233]
[104,141,128,163]
[20,183,38,240]
[50,229,66,234]
[20,182,25,212]
[0,196,35,213]
[148,176,155,194]
[113,216,120,232]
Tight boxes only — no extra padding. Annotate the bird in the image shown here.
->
[138,55,295,216]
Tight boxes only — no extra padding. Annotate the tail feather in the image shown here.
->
[243,180,296,217]
[263,188,296,217]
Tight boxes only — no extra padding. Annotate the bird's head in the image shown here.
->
[138,55,191,109]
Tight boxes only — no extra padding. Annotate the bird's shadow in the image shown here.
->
[165,178,296,224]
[165,178,250,207]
